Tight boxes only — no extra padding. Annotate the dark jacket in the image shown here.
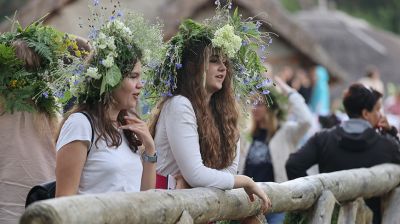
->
[286,124,400,224]
[244,129,274,182]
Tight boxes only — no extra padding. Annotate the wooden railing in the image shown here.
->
[20,164,400,224]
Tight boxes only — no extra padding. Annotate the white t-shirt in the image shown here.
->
[155,96,239,190]
[56,113,143,194]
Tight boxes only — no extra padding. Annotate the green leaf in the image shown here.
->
[233,7,238,18]
[58,90,72,104]
[105,64,122,87]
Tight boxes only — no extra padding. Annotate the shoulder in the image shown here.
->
[165,95,194,114]
[56,112,92,151]
[308,126,338,144]
[64,112,91,128]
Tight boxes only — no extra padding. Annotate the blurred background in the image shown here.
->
[1,0,400,118]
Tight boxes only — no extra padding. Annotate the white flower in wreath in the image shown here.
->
[113,20,125,30]
[95,32,108,49]
[102,54,114,68]
[212,24,242,58]
[86,67,101,79]
[106,36,116,50]
[122,27,132,38]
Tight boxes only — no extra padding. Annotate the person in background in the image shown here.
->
[309,65,330,116]
[243,77,313,224]
[278,66,294,86]
[358,65,384,95]
[0,22,82,223]
[291,68,312,104]
[286,83,400,224]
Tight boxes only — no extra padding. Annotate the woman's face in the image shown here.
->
[252,103,268,123]
[205,54,227,95]
[112,61,143,110]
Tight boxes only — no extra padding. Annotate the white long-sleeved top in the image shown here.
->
[269,92,314,182]
[155,95,239,189]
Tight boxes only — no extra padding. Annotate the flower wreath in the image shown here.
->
[144,0,276,106]
[50,2,165,106]
[0,18,86,115]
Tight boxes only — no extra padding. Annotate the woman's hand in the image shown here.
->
[274,76,294,96]
[174,174,191,189]
[120,116,155,154]
[235,175,272,214]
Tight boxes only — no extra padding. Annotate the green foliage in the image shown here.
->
[336,0,400,34]
[283,203,340,224]
[331,203,340,224]
[284,211,308,224]
[280,0,400,34]
[0,19,76,115]
[280,0,302,12]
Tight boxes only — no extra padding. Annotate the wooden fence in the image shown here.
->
[20,163,400,224]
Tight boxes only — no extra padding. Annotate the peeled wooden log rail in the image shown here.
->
[20,164,400,224]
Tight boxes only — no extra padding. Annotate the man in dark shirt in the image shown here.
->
[286,83,400,224]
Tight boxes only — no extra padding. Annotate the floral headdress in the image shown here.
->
[144,1,275,106]
[0,18,86,115]
[50,1,164,105]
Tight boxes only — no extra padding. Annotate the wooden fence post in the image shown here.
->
[309,190,337,224]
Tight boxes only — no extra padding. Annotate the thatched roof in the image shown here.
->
[294,9,400,86]
[159,0,348,83]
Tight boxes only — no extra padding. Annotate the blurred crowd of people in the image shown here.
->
[239,64,400,224]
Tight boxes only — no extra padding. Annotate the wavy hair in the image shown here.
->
[150,38,239,169]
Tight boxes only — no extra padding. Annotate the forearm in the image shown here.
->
[289,92,313,125]
[140,162,156,191]
[140,146,156,191]
[233,175,252,189]
[285,156,309,179]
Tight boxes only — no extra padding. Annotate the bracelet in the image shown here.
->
[142,151,157,163]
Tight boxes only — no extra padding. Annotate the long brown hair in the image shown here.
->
[150,39,239,169]
[58,98,141,152]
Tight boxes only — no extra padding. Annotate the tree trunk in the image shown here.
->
[20,164,400,224]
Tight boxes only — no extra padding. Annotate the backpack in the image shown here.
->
[25,112,94,207]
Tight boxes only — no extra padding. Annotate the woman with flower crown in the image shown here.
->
[148,3,272,220]
[55,10,164,196]
[0,20,88,223]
